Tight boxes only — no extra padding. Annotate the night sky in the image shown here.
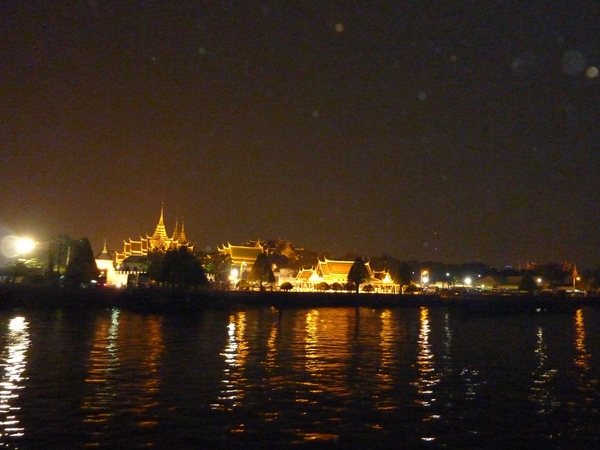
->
[1,1,599,268]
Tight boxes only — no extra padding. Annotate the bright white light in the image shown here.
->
[16,238,35,255]
[422,276,429,284]
[464,277,472,285]
[1,236,35,258]
[231,268,239,279]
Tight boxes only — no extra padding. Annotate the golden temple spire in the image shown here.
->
[152,202,168,241]
[178,218,187,244]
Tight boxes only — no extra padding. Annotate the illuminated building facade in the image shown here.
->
[295,257,399,293]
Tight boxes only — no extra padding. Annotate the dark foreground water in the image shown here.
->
[0,304,599,449]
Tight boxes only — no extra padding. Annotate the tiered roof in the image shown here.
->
[114,204,194,263]
[218,242,265,266]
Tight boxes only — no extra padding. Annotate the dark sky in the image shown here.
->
[1,1,599,268]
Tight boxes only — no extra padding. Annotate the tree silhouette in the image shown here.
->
[205,253,233,289]
[518,271,538,294]
[280,281,294,291]
[397,262,413,289]
[155,247,208,289]
[64,238,99,286]
[315,281,330,291]
[248,253,275,290]
[347,257,370,293]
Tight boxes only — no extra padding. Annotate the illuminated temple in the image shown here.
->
[114,205,194,264]
[295,257,400,293]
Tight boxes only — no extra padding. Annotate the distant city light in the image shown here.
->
[464,277,472,285]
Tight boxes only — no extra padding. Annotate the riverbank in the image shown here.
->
[1,284,597,313]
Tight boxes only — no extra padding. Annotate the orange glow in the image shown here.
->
[574,309,589,371]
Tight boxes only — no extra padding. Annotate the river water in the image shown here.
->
[0,304,598,449]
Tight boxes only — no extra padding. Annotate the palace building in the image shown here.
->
[217,241,265,281]
[114,204,194,265]
[295,257,400,293]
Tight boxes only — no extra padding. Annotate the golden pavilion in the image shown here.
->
[295,257,400,293]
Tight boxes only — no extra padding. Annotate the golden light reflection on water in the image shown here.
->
[215,312,248,410]
[373,308,410,415]
[415,307,440,402]
[82,309,164,433]
[376,310,394,404]
[414,307,443,443]
[574,309,590,372]
[304,310,321,375]
[529,325,558,413]
[264,308,279,379]
[0,317,30,440]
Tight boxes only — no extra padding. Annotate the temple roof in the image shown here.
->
[296,269,314,281]
[316,258,375,278]
[219,242,264,265]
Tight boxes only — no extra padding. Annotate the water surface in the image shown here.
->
[0,305,599,448]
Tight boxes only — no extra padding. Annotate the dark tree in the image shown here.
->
[156,247,208,288]
[315,281,330,291]
[204,253,232,289]
[397,262,413,289]
[540,262,569,286]
[146,250,164,282]
[248,252,275,290]
[8,262,29,283]
[331,282,342,291]
[64,238,99,286]
[347,257,370,294]
[279,281,294,291]
[404,283,419,294]
[518,271,538,294]
[48,234,74,276]
[344,282,356,292]
[362,284,375,292]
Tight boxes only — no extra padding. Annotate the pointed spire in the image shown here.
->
[178,218,187,244]
[152,202,168,241]
[97,238,113,260]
